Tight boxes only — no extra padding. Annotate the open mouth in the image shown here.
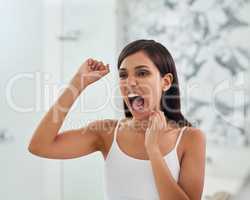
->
[128,95,145,112]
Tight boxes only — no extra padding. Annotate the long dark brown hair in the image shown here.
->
[117,39,192,127]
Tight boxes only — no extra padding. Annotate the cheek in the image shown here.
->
[144,81,163,107]
[144,79,162,97]
[148,88,162,103]
[119,80,126,94]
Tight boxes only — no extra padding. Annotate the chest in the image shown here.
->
[104,129,182,199]
[103,126,184,162]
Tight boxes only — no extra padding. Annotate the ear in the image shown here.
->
[161,73,173,91]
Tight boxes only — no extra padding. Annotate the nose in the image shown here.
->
[126,76,137,87]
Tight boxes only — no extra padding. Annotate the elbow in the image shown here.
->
[28,134,47,156]
[28,144,48,158]
[28,143,40,155]
[28,139,45,156]
[28,140,54,159]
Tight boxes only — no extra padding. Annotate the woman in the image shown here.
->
[28,39,206,200]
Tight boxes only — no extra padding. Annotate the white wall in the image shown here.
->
[0,0,44,200]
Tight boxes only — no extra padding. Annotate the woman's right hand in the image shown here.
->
[70,58,110,91]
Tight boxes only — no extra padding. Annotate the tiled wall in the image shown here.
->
[117,0,250,146]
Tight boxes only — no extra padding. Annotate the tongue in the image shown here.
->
[132,97,144,111]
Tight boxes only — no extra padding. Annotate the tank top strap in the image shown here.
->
[174,126,187,150]
[113,118,122,142]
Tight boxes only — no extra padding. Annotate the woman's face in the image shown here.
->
[119,51,172,120]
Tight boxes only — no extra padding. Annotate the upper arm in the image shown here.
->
[178,128,206,200]
[31,119,116,159]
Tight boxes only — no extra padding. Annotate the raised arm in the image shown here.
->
[28,58,110,159]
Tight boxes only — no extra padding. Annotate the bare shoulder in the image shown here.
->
[177,127,206,199]
[182,127,206,151]
[88,118,123,158]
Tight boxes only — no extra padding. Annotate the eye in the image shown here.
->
[137,70,149,77]
[119,72,127,79]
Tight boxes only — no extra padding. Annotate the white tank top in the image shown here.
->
[104,118,187,200]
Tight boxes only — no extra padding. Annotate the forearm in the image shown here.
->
[28,75,86,150]
[148,148,189,200]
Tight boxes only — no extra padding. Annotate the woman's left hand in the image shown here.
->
[145,110,167,154]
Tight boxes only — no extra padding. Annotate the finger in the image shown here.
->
[150,112,158,132]
[96,61,102,70]
[161,113,167,130]
[159,111,167,129]
[148,114,153,127]
[98,69,109,76]
[87,58,93,66]
[98,62,104,70]
[98,64,110,76]
[154,111,163,130]
[147,114,153,130]
[103,64,110,74]
[90,63,95,70]
[93,60,99,70]
[100,62,109,72]
[90,59,97,70]
[101,62,109,71]
[158,111,165,127]
[98,61,105,71]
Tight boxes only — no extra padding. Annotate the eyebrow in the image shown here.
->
[119,65,149,71]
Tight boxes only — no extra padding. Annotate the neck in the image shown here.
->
[129,115,177,134]
[129,117,149,134]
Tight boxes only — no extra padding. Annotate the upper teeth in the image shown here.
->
[128,93,140,98]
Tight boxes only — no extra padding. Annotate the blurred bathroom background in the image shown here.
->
[0,0,250,199]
